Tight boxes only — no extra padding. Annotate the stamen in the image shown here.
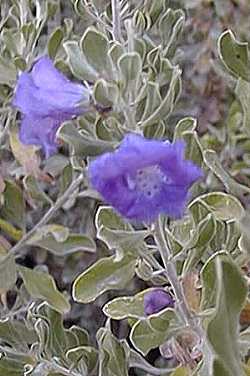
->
[126,165,171,198]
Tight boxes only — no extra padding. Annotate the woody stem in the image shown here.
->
[155,216,202,337]
[111,0,122,41]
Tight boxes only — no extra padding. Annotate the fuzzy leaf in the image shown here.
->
[204,149,250,196]
[93,79,119,107]
[0,254,17,293]
[140,66,181,127]
[170,367,189,376]
[23,175,52,206]
[96,207,147,254]
[64,40,98,81]
[27,224,96,256]
[0,319,37,348]
[189,192,244,222]
[66,346,98,375]
[19,266,70,314]
[130,308,176,355]
[181,131,203,166]
[57,122,114,157]
[218,30,250,81]
[30,233,95,256]
[0,56,16,86]
[0,181,25,230]
[97,328,128,376]
[183,214,216,272]
[0,358,24,376]
[73,254,137,303]
[174,117,197,140]
[206,253,247,376]
[103,289,158,320]
[96,206,131,231]
[159,8,185,55]
[48,27,64,59]
[81,28,110,75]
[235,79,250,137]
[118,52,142,88]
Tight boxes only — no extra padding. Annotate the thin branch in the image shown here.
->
[83,1,112,34]
[154,216,203,338]
[8,172,85,257]
[111,0,122,41]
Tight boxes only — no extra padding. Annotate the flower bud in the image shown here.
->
[144,288,175,316]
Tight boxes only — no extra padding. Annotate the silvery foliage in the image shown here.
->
[0,0,250,375]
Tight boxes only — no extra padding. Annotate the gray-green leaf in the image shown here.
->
[103,289,156,320]
[97,328,129,376]
[206,253,247,376]
[64,40,98,81]
[189,192,244,222]
[48,27,64,59]
[73,254,137,303]
[19,266,70,314]
[218,30,250,81]
[81,28,110,75]
[27,224,95,256]
[57,122,114,157]
[130,308,176,355]
[0,181,25,230]
[235,78,250,137]
[0,254,17,293]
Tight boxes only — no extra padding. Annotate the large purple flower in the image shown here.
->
[89,134,203,222]
[144,289,175,316]
[13,57,91,157]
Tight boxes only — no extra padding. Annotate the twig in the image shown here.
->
[8,172,85,257]
[111,0,122,41]
[83,2,112,34]
[154,216,202,335]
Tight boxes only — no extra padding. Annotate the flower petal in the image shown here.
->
[13,56,91,158]
[89,133,203,222]
[13,57,90,118]
[19,116,60,158]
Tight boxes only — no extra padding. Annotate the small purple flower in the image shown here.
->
[13,57,91,157]
[89,134,203,222]
[144,289,175,316]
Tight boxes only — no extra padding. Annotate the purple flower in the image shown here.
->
[89,134,203,222]
[13,57,91,157]
[144,289,175,316]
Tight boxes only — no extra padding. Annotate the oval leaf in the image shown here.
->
[130,308,176,356]
[189,192,244,222]
[206,253,247,376]
[19,266,70,314]
[48,27,64,59]
[0,254,17,293]
[81,28,110,74]
[218,30,250,81]
[103,289,158,320]
[73,255,137,303]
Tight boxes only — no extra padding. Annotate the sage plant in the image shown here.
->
[0,1,249,376]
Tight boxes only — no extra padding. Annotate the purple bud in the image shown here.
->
[144,288,175,316]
